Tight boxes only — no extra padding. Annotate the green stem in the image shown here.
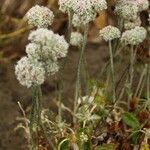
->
[74,24,89,123]
[128,46,134,108]
[147,64,150,101]
[30,86,40,150]
[67,10,73,43]
[58,10,73,124]
[109,40,116,103]
[129,46,134,90]
[134,64,147,97]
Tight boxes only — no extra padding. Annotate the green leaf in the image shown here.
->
[58,138,70,150]
[96,144,117,150]
[122,112,140,129]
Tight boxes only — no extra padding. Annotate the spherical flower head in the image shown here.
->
[28,28,69,61]
[28,28,54,45]
[58,0,74,13]
[26,5,54,28]
[71,0,107,26]
[15,57,45,88]
[99,25,121,41]
[136,0,149,12]
[121,26,147,45]
[115,1,138,21]
[124,17,141,30]
[26,43,41,60]
[70,32,83,46]
[90,0,107,12]
[51,34,69,59]
[72,0,97,25]
[44,60,59,76]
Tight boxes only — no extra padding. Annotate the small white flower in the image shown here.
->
[70,32,83,46]
[90,0,107,12]
[99,25,121,41]
[28,28,69,61]
[43,60,59,76]
[121,26,147,45]
[28,28,54,45]
[124,17,141,30]
[15,57,45,88]
[115,1,138,20]
[71,0,107,26]
[58,0,74,13]
[26,43,41,60]
[26,5,54,28]
[136,0,149,12]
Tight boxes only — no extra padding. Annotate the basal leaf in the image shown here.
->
[122,112,140,129]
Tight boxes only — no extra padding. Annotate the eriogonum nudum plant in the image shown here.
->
[99,25,121,41]
[26,5,54,28]
[121,26,147,45]
[70,32,83,47]
[15,57,45,88]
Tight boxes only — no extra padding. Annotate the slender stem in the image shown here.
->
[74,24,89,123]
[82,54,90,94]
[57,10,73,124]
[30,86,40,150]
[67,10,73,43]
[129,46,134,91]
[109,40,116,103]
[138,72,147,98]
[147,64,150,101]
[134,64,147,97]
[128,46,134,108]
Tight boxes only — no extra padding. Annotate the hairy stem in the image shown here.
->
[30,86,40,150]
[134,64,147,97]
[58,10,73,124]
[74,24,89,124]
[128,46,134,108]
[109,40,116,103]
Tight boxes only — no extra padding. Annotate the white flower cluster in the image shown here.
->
[26,5,54,28]
[15,28,69,88]
[99,25,121,41]
[124,18,141,30]
[70,32,83,47]
[115,1,139,21]
[121,26,147,45]
[136,0,149,12]
[115,0,149,21]
[58,0,74,13]
[58,0,107,26]
[28,28,69,61]
[15,57,45,88]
